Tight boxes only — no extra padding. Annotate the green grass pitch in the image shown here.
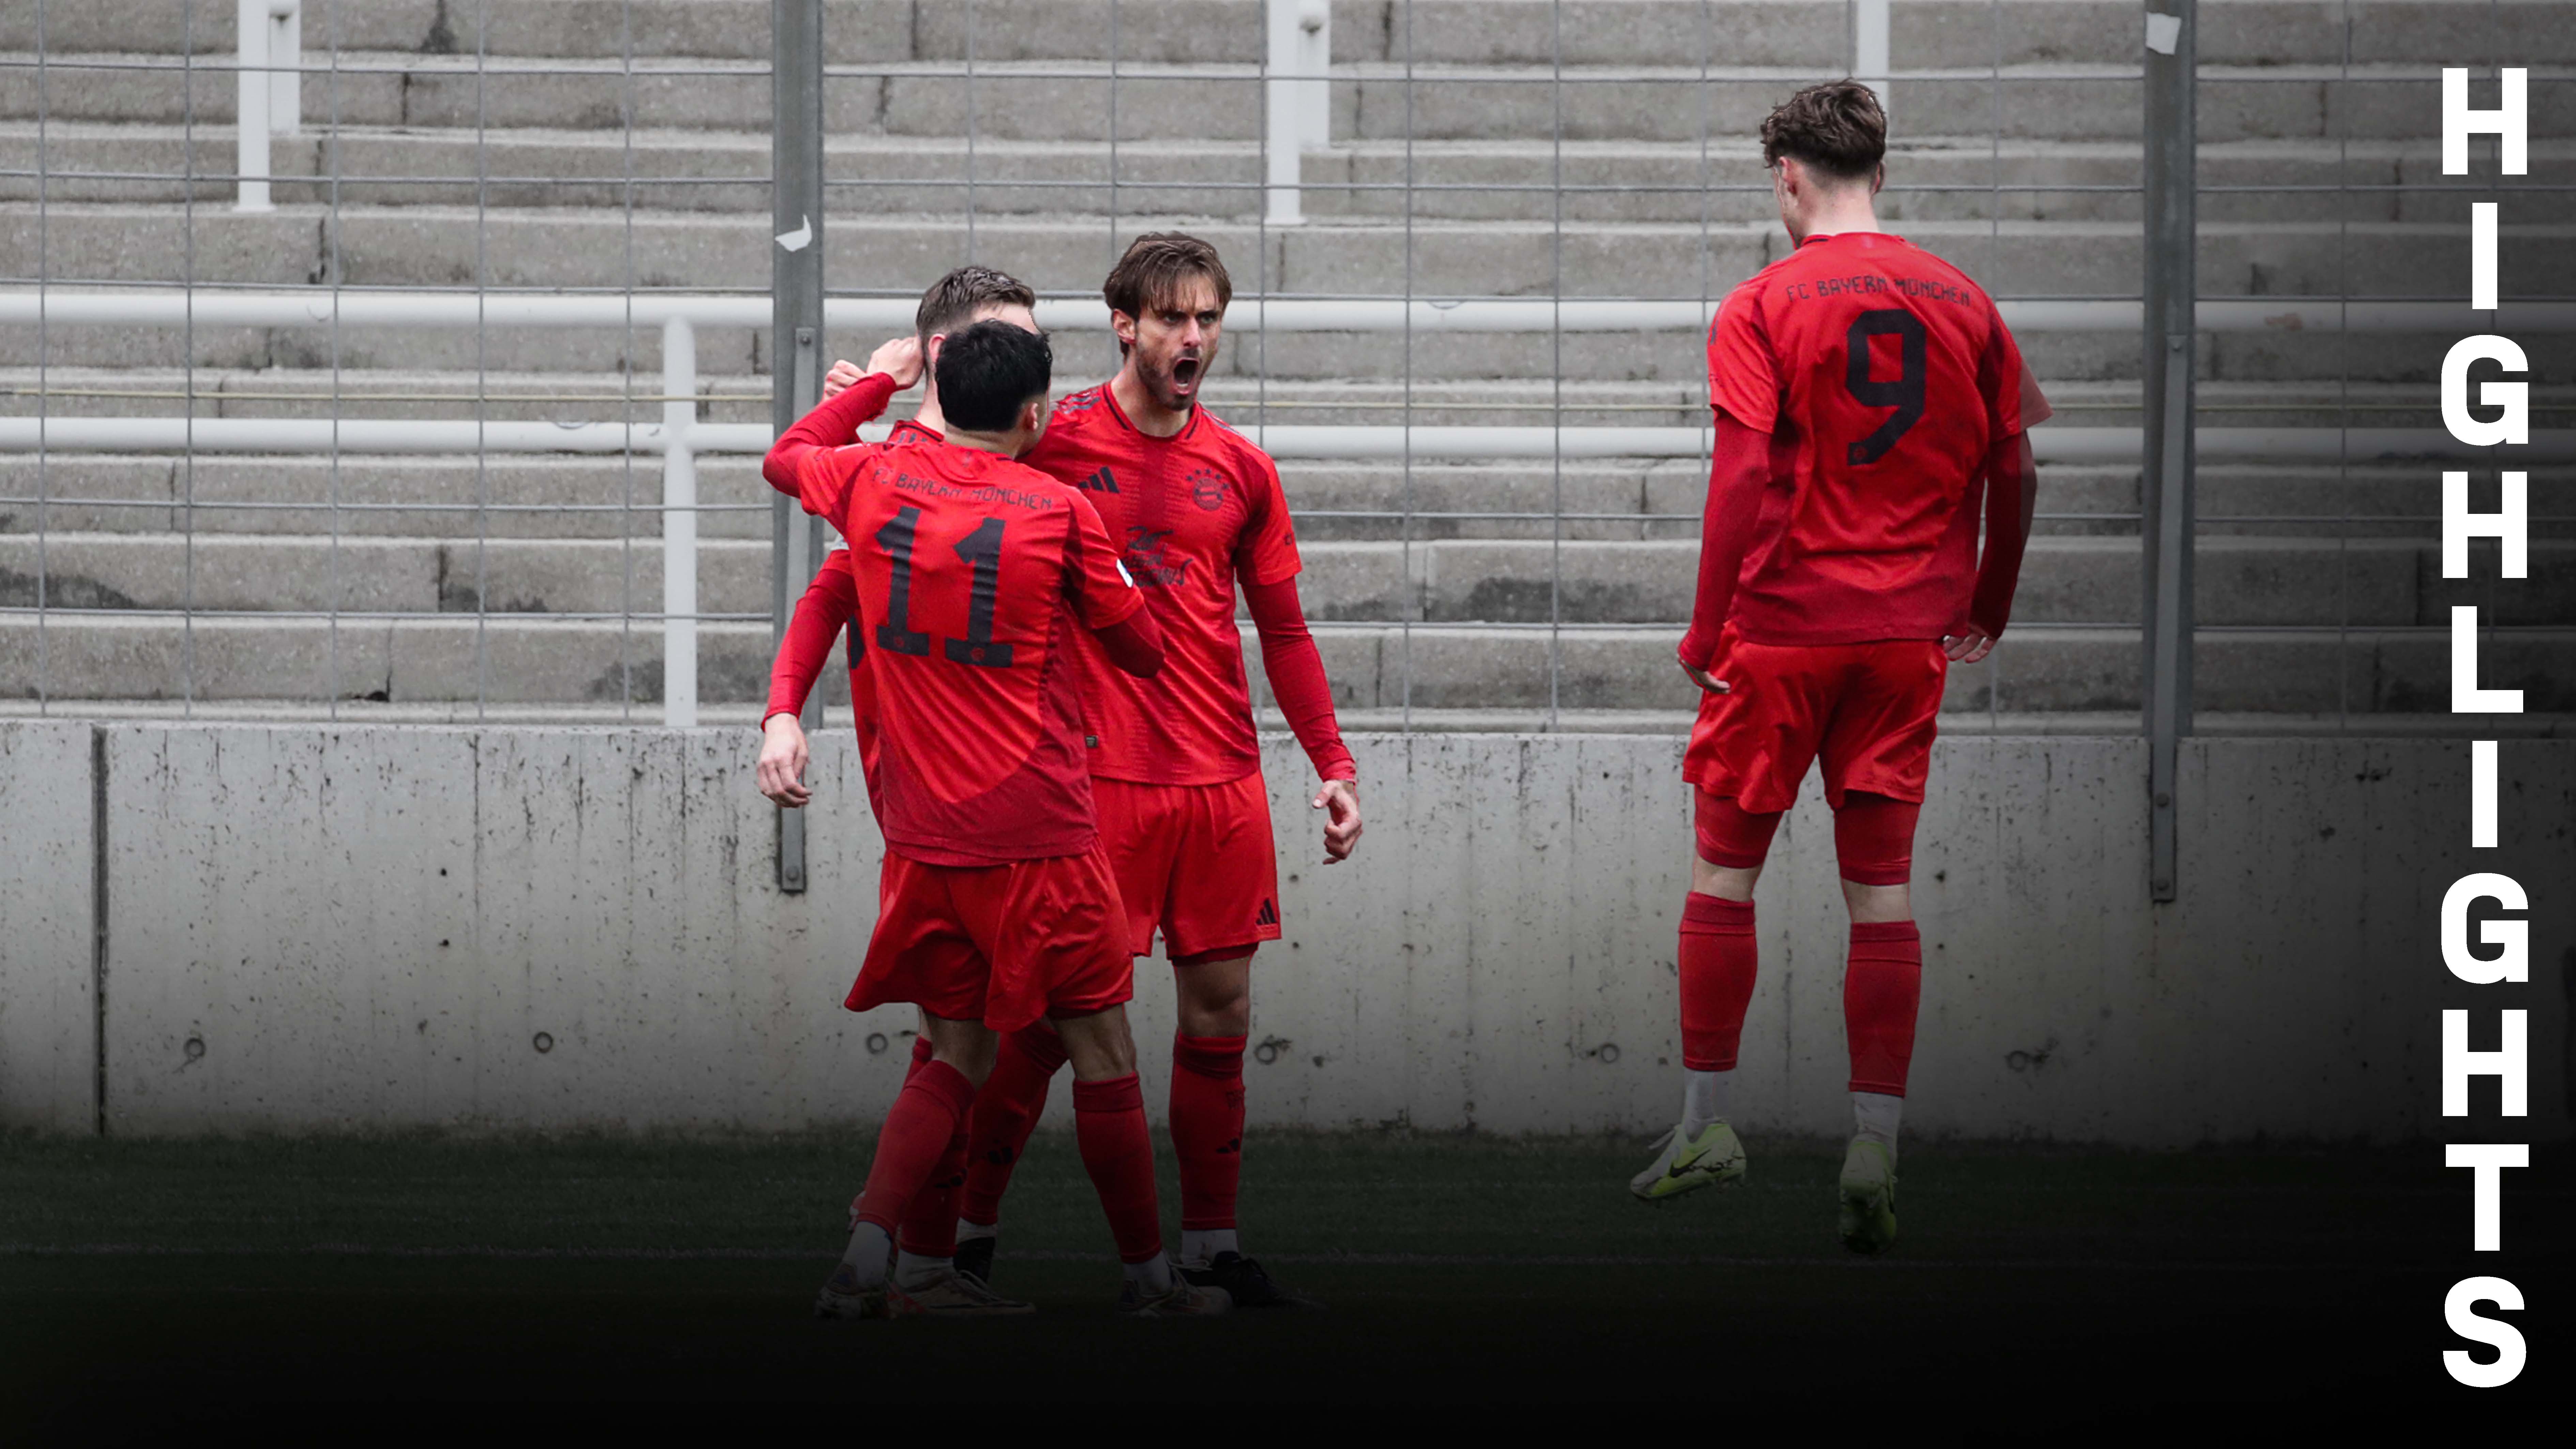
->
[3,1129,2561,1413]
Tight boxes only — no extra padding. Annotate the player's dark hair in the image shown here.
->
[934,320,1053,435]
[1102,232,1232,354]
[915,265,1037,352]
[1760,79,1887,182]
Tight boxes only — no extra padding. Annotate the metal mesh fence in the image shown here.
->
[0,1,2565,735]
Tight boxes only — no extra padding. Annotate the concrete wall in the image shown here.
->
[2,723,2566,1144]
[0,722,95,1134]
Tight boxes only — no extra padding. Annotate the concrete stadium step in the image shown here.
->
[0,609,779,705]
[9,0,2566,72]
[17,530,2561,630]
[9,450,2567,550]
[0,453,780,540]
[12,203,2564,327]
[10,611,2572,715]
[0,532,776,618]
[10,47,2556,147]
[21,123,2563,226]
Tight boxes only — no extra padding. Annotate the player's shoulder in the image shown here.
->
[1189,406,1270,466]
[1048,382,1115,431]
[1877,236,2002,315]
[1710,257,1797,339]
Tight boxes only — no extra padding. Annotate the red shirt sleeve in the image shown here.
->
[1706,284,1781,433]
[1966,430,2036,637]
[1242,576,1355,782]
[1677,411,1771,670]
[762,372,899,503]
[1978,305,2053,441]
[764,549,856,724]
[1234,446,1303,587]
[1062,491,1146,631]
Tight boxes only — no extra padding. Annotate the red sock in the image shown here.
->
[959,1025,1067,1226]
[1678,893,1757,1072]
[896,1121,968,1259]
[1072,1072,1164,1265]
[1170,1033,1247,1232]
[852,1060,977,1237]
[1844,921,1923,1096]
[853,1034,944,1229]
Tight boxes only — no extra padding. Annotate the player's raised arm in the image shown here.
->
[1676,409,1772,695]
[758,551,858,807]
[760,347,907,503]
[819,335,923,409]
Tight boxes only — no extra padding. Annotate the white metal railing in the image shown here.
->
[234,0,302,213]
[9,288,2573,723]
[1264,0,1333,225]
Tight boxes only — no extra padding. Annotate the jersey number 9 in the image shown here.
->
[1843,309,1928,466]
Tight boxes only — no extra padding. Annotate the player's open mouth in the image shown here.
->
[1171,356,1201,393]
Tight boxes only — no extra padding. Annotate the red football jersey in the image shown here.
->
[1022,384,1304,786]
[1706,231,2050,644]
[795,436,1144,867]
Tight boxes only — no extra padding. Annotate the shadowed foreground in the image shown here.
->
[3,1130,2566,1417]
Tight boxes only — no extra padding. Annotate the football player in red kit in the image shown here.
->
[951,234,1360,1308]
[756,268,1051,1264]
[758,265,1041,811]
[766,320,1227,1318]
[1630,81,2046,1257]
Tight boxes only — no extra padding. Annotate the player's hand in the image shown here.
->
[866,335,924,390]
[1942,626,1999,665]
[1313,778,1362,864]
[819,359,860,401]
[757,714,811,808]
[1680,660,1730,695]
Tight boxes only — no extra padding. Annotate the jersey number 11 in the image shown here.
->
[874,505,1015,669]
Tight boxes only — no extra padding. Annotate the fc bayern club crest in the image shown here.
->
[1188,466,1230,512]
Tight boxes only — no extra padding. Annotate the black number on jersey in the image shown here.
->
[944,516,1014,669]
[873,507,1014,667]
[1843,309,1928,466]
[872,506,933,656]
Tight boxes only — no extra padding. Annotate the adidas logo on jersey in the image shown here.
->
[1256,899,1278,927]
[1076,466,1120,494]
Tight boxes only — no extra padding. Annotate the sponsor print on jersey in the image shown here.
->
[1123,526,1188,588]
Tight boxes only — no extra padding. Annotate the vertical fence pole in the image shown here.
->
[1853,0,1891,120]
[772,0,825,893]
[235,0,272,211]
[2141,0,2196,902]
[661,317,698,728]
[1265,0,1328,225]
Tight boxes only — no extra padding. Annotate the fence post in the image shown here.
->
[2141,1,2196,902]
[772,0,825,892]
[661,317,698,728]
[1853,0,1891,119]
[1265,0,1330,225]
[235,0,299,211]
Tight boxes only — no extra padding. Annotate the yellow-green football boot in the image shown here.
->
[1628,1120,1747,1203]
[1837,1137,1899,1254]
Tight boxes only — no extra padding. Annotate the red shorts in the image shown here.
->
[1095,773,1281,960]
[1682,625,1948,816]
[849,844,1135,1033]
